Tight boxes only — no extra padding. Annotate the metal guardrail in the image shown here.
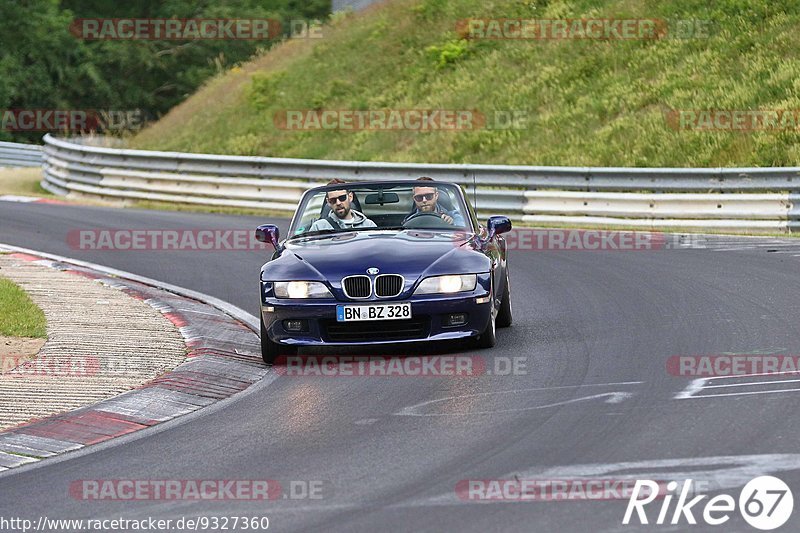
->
[0,141,43,168]
[41,134,800,232]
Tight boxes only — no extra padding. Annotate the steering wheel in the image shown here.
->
[403,212,453,229]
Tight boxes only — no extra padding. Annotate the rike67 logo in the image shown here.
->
[623,476,793,530]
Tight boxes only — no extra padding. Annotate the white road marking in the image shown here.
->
[704,377,800,389]
[0,195,39,203]
[673,378,706,399]
[679,388,800,399]
[395,383,640,417]
[675,371,800,399]
[408,453,800,507]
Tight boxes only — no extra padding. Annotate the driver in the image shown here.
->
[310,179,377,231]
[404,177,465,226]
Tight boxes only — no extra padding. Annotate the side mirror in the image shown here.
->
[487,216,512,238]
[255,224,280,248]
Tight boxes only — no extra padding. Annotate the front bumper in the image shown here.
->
[260,292,492,346]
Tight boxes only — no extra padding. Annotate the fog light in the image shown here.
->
[443,313,468,327]
[283,319,308,332]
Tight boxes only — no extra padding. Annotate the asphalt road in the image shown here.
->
[2,201,800,532]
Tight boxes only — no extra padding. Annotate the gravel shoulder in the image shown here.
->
[0,254,186,430]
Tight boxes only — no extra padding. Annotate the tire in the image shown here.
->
[475,309,497,349]
[260,315,297,365]
[496,271,513,328]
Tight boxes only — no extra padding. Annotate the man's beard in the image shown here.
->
[335,205,351,218]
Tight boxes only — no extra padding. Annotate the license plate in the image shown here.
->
[336,303,412,322]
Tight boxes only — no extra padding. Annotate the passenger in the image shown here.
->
[404,177,465,226]
[310,180,377,231]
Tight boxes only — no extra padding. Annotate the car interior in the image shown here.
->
[294,185,465,234]
[309,188,455,228]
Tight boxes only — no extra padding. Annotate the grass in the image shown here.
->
[0,277,47,338]
[3,0,792,232]
[0,167,53,197]
[131,0,800,167]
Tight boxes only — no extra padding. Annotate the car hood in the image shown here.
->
[261,229,490,282]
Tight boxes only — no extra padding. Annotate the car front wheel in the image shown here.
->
[474,308,497,349]
[260,315,297,365]
[496,271,512,328]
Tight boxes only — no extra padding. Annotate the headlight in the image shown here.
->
[414,274,477,295]
[274,281,333,299]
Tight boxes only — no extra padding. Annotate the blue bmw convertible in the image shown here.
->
[255,179,512,364]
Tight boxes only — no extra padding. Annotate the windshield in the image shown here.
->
[289,182,471,237]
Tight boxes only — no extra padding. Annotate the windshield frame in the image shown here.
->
[287,180,476,239]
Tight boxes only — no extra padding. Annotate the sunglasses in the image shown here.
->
[414,193,436,202]
[326,193,349,204]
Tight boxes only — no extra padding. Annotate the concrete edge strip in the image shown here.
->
[0,243,265,472]
[0,195,68,206]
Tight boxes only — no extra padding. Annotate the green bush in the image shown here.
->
[426,39,471,68]
[247,72,287,111]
